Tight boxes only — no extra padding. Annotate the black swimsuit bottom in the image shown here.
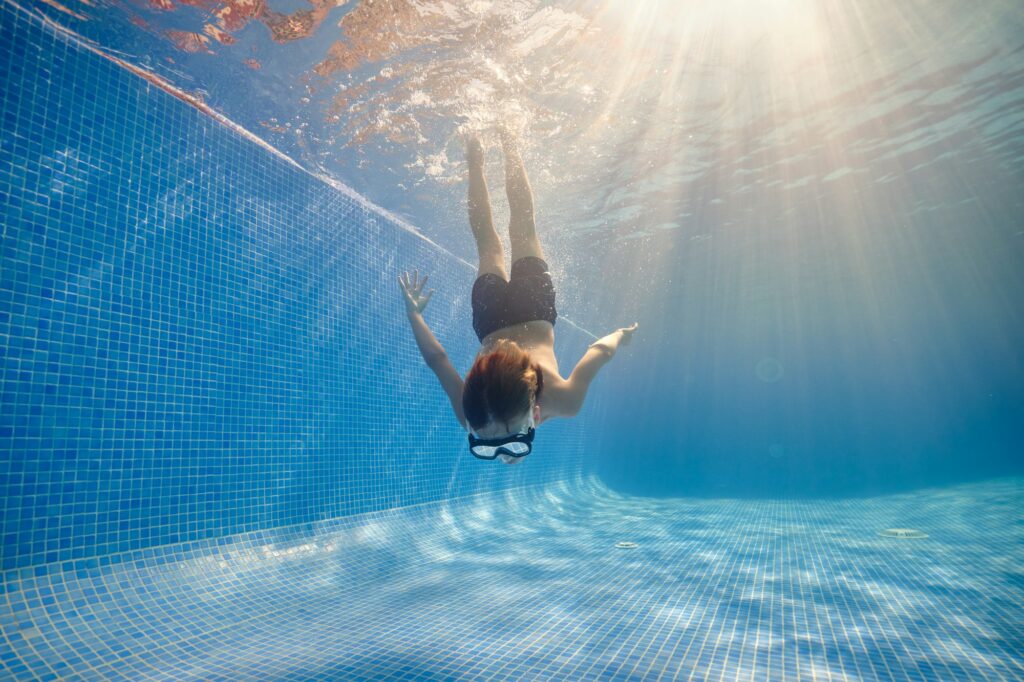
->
[471,256,558,342]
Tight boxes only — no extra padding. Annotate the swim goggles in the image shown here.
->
[468,427,536,460]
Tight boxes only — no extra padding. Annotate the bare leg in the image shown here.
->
[500,129,544,264]
[467,136,507,279]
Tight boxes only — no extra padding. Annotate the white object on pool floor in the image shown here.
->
[616,541,639,549]
[878,528,929,539]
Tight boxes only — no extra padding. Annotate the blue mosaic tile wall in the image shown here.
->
[0,0,596,573]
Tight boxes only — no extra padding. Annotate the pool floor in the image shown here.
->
[2,477,1022,680]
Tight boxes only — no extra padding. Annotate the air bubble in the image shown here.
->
[756,358,784,383]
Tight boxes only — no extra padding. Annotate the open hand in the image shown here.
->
[618,322,639,345]
[399,270,434,315]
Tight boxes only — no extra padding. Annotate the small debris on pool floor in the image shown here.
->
[616,541,639,549]
[878,528,929,539]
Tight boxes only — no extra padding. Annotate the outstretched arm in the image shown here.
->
[563,323,638,416]
[399,270,466,429]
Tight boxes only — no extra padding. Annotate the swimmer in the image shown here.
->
[400,129,637,464]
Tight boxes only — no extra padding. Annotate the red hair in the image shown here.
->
[462,340,541,431]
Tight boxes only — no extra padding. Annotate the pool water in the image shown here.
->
[2,0,1023,679]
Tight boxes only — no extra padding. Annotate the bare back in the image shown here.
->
[480,320,572,422]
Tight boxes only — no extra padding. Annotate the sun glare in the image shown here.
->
[593,0,833,81]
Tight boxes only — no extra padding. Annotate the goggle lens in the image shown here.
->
[503,441,531,455]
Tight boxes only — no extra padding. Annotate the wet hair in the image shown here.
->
[462,339,543,432]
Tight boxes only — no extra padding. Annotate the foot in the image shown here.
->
[465,135,484,168]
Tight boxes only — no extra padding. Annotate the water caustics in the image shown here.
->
[18,0,1024,256]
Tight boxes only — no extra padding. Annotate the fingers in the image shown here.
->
[398,271,433,313]
[619,322,638,344]
[398,270,430,290]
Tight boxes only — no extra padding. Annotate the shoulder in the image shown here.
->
[538,371,580,419]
